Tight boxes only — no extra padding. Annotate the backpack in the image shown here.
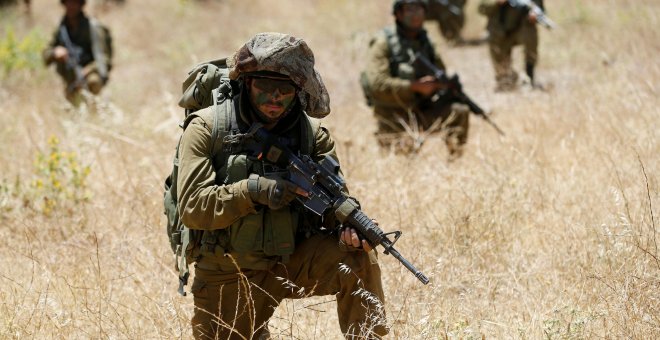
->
[164,58,237,296]
[89,18,113,81]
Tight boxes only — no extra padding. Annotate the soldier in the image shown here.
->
[478,0,544,91]
[426,0,467,45]
[363,0,470,158]
[43,0,112,104]
[176,32,388,340]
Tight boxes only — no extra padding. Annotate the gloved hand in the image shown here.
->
[247,174,299,210]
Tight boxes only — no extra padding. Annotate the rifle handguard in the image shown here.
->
[334,197,359,224]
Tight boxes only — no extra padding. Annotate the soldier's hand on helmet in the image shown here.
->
[53,46,69,62]
[411,75,443,97]
[248,175,306,210]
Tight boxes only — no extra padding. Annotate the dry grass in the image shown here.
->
[0,0,658,338]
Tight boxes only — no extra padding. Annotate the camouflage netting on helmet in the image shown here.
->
[227,32,331,118]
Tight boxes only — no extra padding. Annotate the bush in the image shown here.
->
[0,27,46,75]
[29,136,91,216]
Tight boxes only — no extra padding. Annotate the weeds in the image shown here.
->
[28,135,91,216]
[0,27,46,76]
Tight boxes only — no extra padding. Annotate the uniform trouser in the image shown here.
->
[374,102,470,150]
[488,24,539,87]
[191,234,388,340]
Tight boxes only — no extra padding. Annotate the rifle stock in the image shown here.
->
[251,125,430,285]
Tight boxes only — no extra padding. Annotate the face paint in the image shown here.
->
[248,77,297,122]
[399,4,425,29]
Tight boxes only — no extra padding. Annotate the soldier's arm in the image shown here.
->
[431,42,448,71]
[42,28,61,65]
[176,116,257,231]
[365,33,416,103]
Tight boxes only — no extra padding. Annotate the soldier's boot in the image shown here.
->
[525,62,548,90]
[495,71,518,92]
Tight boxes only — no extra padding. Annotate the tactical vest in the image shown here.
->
[383,26,437,81]
[166,85,321,294]
[200,97,321,271]
[360,26,437,107]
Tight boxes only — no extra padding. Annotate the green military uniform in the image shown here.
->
[43,11,111,103]
[177,33,387,340]
[478,0,543,90]
[364,24,469,153]
[426,0,467,44]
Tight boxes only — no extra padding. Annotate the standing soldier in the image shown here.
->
[478,0,544,91]
[43,0,112,104]
[362,0,470,158]
[426,0,467,45]
[176,32,388,340]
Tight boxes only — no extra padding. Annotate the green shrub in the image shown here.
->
[0,27,46,75]
[29,136,91,216]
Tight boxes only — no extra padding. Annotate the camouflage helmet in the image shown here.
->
[227,32,330,118]
[392,0,427,14]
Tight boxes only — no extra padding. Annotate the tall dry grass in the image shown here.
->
[0,0,658,338]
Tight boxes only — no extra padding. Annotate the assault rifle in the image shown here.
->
[508,0,556,30]
[58,25,87,93]
[413,52,505,136]
[248,125,430,285]
[430,0,461,16]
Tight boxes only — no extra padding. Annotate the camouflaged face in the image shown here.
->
[227,32,331,118]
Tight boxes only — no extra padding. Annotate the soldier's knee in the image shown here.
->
[85,73,104,94]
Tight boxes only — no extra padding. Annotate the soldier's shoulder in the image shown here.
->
[185,106,216,131]
[368,27,393,49]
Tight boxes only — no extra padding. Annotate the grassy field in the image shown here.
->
[0,0,658,338]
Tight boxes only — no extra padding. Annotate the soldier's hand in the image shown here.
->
[340,227,373,252]
[411,75,441,97]
[248,175,306,210]
[53,46,68,62]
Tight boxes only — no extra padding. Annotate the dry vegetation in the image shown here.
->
[0,0,658,338]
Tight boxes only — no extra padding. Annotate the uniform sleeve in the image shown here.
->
[42,28,60,66]
[176,117,257,230]
[312,124,353,194]
[365,33,416,104]
[431,41,447,71]
[311,125,338,164]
